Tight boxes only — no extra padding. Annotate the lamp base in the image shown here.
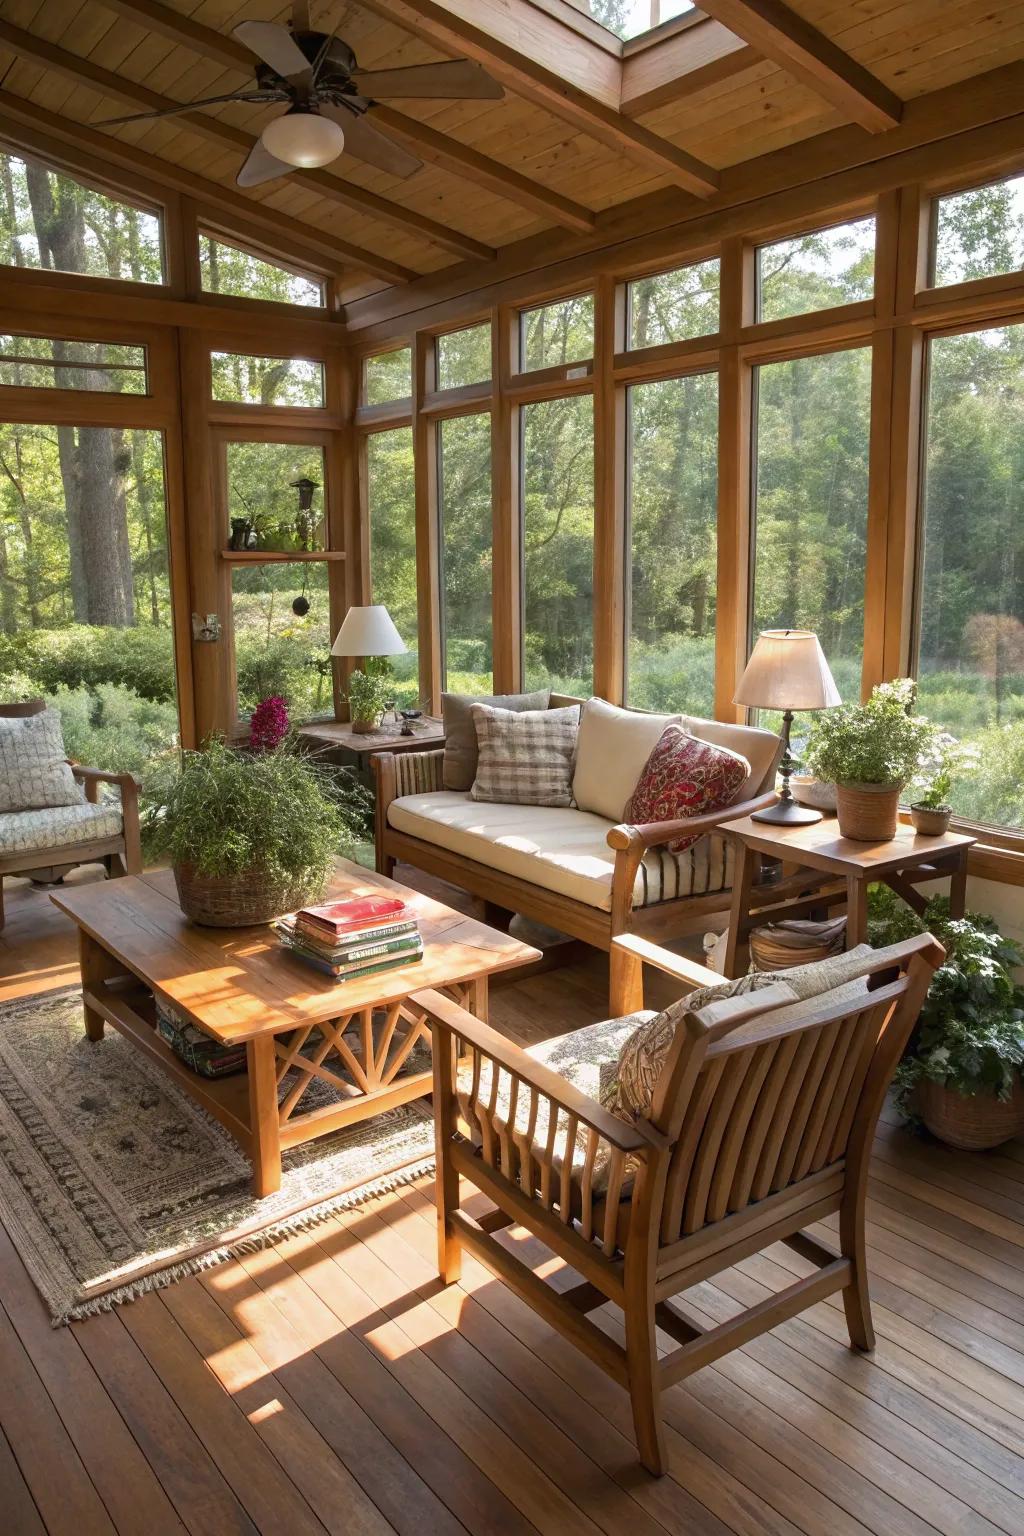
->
[752,798,822,826]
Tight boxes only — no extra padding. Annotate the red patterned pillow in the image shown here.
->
[623,726,749,852]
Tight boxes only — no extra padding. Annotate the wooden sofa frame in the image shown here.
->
[0,699,142,931]
[416,929,944,1475]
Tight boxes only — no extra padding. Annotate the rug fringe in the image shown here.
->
[54,1155,435,1326]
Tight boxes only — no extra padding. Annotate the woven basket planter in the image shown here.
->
[914,1074,1024,1150]
[836,781,901,841]
[174,862,316,928]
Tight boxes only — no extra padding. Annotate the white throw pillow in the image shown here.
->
[571,697,680,824]
[0,709,82,813]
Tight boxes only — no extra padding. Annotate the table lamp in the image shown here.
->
[330,604,407,663]
[734,629,840,825]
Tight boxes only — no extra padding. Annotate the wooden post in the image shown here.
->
[246,1035,283,1198]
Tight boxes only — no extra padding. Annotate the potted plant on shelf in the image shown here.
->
[803,678,937,840]
[908,734,977,835]
[144,738,360,926]
[345,665,391,734]
[869,887,1024,1149]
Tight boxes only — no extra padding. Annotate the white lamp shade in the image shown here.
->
[331,605,407,658]
[734,629,841,711]
[262,110,344,169]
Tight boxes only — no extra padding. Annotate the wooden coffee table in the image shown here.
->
[51,860,539,1196]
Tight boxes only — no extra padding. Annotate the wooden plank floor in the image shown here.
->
[1,867,1023,1536]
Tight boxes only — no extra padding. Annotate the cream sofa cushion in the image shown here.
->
[0,800,122,854]
[679,714,780,800]
[571,698,680,823]
[387,791,733,911]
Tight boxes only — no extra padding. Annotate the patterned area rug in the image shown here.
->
[0,987,435,1324]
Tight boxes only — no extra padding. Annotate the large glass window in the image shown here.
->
[916,326,1024,830]
[225,442,325,553]
[0,421,178,781]
[232,562,332,722]
[367,428,419,708]
[932,174,1024,288]
[0,150,163,283]
[752,347,871,708]
[757,218,875,323]
[628,373,718,716]
[521,295,595,372]
[0,334,147,393]
[199,235,324,306]
[364,348,412,405]
[437,325,491,391]
[521,395,595,695]
[439,414,492,693]
[628,259,720,349]
[211,352,324,408]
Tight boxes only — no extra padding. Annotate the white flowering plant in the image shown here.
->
[909,733,980,811]
[803,677,939,788]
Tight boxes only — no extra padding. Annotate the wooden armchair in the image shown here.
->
[415,929,943,1475]
[0,699,142,930]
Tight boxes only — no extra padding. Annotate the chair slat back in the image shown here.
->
[0,699,46,718]
[656,961,918,1247]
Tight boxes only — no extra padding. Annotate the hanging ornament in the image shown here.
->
[292,594,310,616]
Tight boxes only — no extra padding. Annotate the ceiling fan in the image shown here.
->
[94,8,503,184]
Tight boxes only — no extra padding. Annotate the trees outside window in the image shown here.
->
[439,414,492,692]
[437,325,491,390]
[365,349,412,405]
[200,236,323,306]
[521,296,594,372]
[628,372,718,716]
[628,260,720,349]
[367,428,419,708]
[0,150,162,283]
[932,173,1024,287]
[211,352,324,408]
[757,218,875,323]
[521,395,595,694]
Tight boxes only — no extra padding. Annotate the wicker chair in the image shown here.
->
[0,699,142,931]
[415,929,943,1476]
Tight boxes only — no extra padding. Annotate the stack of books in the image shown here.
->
[156,999,248,1078]
[275,894,423,982]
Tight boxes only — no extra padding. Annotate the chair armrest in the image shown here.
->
[611,933,724,993]
[607,791,778,853]
[412,986,665,1154]
[71,765,141,802]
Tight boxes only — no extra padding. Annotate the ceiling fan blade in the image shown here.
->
[237,138,293,188]
[233,20,311,80]
[349,60,503,100]
[322,106,422,178]
[94,91,259,128]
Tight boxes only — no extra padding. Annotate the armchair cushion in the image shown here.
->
[623,725,749,853]
[0,708,82,813]
[571,698,680,822]
[0,800,123,854]
[442,689,550,791]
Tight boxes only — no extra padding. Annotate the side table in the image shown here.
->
[719,813,975,979]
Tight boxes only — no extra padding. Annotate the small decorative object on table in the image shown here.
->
[276,894,423,980]
[332,605,408,733]
[803,678,938,841]
[733,629,840,825]
[908,734,976,836]
[400,708,423,737]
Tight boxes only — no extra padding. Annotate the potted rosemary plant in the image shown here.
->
[803,678,937,840]
[144,739,362,926]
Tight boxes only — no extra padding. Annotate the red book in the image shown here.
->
[297,895,409,938]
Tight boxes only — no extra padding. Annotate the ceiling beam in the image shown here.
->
[0,20,492,264]
[0,90,415,286]
[356,0,720,196]
[92,0,597,234]
[695,1,903,132]
[620,20,759,118]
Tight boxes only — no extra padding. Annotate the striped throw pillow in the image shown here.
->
[469,704,580,807]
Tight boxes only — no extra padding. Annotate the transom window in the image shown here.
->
[211,352,325,408]
[931,173,1024,288]
[437,324,491,391]
[756,217,876,323]
[364,348,412,406]
[627,258,720,349]
[0,334,147,394]
[520,295,595,373]
[199,234,324,307]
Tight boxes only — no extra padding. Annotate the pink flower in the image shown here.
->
[250,695,290,752]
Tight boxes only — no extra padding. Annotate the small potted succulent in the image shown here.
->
[345,666,391,734]
[908,734,977,836]
[803,678,938,841]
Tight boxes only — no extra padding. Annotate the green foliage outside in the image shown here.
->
[866,888,1024,1112]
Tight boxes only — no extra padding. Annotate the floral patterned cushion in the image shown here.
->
[0,801,123,854]
[623,725,749,853]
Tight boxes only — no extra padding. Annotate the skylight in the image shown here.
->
[582,0,694,43]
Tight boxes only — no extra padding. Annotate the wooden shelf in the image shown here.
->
[220,550,346,563]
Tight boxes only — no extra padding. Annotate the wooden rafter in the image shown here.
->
[0,19,492,266]
[91,0,598,234]
[695,0,903,133]
[619,20,759,118]
[0,89,415,287]
[356,0,720,196]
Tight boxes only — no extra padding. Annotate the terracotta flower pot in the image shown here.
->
[914,1074,1024,1150]
[835,781,901,841]
[350,718,377,735]
[910,803,953,836]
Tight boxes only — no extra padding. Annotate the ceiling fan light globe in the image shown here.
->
[261,110,344,168]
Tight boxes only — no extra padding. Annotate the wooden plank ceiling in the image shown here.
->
[1,0,1023,302]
